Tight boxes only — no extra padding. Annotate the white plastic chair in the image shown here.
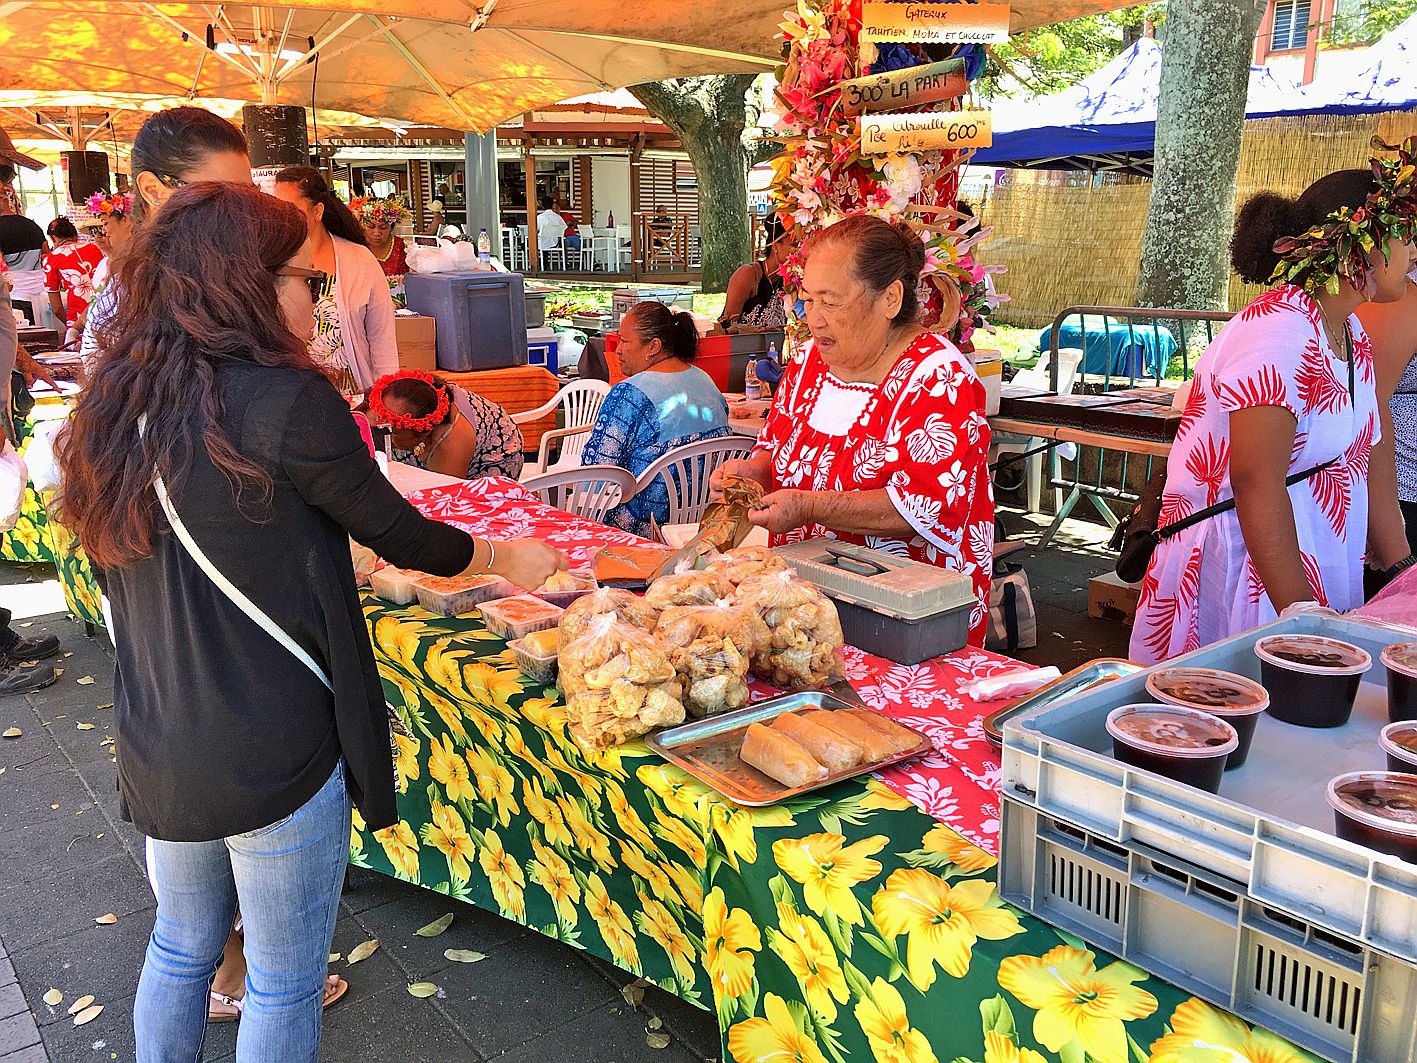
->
[514,379,612,477]
[521,465,636,524]
[989,347,1084,513]
[632,436,757,527]
[614,224,632,272]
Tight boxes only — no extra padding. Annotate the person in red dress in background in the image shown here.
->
[711,214,995,644]
[351,195,410,277]
[43,217,104,345]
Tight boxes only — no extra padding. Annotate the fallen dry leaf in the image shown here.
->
[77,723,95,731]
[346,939,379,965]
[68,995,95,1015]
[51,804,59,810]
[621,982,646,1007]
[73,1004,103,1026]
[415,913,454,938]
[328,953,341,963]
[18,622,30,628]
[97,703,112,710]
[77,676,95,686]
[43,988,62,1006]
[645,1031,671,1050]
[648,1017,663,1031]
[94,913,117,925]
[0,767,7,774]
[406,982,439,998]
[443,949,485,964]
[2,727,21,738]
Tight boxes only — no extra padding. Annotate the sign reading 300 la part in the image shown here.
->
[860,2,1011,44]
[858,111,993,153]
[835,58,969,115]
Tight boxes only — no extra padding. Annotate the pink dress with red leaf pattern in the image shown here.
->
[1130,285,1379,664]
[755,332,995,646]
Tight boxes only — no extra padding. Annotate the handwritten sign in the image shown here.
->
[836,59,968,115]
[858,111,993,154]
[861,2,1011,45]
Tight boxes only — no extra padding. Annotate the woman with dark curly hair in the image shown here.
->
[1132,149,1417,664]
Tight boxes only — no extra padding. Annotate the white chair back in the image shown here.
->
[558,379,611,433]
[632,436,757,527]
[512,379,613,476]
[522,465,636,524]
[1013,347,1084,395]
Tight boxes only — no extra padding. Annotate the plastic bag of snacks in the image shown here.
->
[644,570,735,611]
[655,602,769,717]
[737,570,845,689]
[703,545,789,588]
[558,614,685,750]
[350,541,380,586]
[558,587,660,644]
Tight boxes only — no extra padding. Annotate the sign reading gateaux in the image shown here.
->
[860,2,1011,44]
[858,111,993,153]
[835,58,969,114]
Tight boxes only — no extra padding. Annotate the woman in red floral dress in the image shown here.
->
[713,215,994,644]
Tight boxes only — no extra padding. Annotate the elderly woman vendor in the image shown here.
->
[713,214,995,643]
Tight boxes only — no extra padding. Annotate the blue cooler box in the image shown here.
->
[403,271,528,372]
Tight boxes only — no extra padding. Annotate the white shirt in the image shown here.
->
[536,209,567,251]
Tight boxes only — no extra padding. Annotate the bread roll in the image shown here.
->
[804,710,904,761]
[771,713,863,772]
[845,708,922,755]
[740,723,828,787]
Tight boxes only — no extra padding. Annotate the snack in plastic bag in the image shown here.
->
[350,541,380,586]
[737,570,845,689]
[558,614,685,750]
[558,587,660,644]
[655,602,768,717]
[540,571,579,593]
[644,571,735,611]
[704,545,790,587]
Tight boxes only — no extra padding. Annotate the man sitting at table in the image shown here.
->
[536,197,567,265]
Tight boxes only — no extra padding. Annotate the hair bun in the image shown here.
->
[1231,192,1298,284]
[892,220,928,274]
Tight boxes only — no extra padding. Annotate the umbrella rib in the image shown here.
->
[274,12,364,82]
[135,3,263,83]
[499,29,612,90]
[0,2,36,18]
[495,27,775,68]
[363,14,478,130]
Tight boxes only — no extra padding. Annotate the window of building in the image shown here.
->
[1271,0,1311,51]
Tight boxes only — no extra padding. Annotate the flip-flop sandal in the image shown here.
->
[207,975,346,1023]
[207,991,243,1024]
[323,974,349,1010]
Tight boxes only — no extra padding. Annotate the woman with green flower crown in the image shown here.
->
[1132,141,1417,664]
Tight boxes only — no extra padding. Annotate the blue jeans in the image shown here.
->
[135,761,350,1063]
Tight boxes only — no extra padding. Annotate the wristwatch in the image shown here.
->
[1384,554,1417,581]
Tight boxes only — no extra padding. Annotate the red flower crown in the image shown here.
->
[368,370,450,433]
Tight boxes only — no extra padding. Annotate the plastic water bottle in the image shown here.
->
[477,227,491,265]
[744,353,765,401]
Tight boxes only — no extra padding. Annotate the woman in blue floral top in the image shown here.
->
[582,302,729,535]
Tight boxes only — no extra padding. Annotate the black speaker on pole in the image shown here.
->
[241,105,309,169]
[61,151,110,207]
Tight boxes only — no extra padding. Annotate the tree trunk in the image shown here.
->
[630,76,759,293]
[1134,0,1266,309]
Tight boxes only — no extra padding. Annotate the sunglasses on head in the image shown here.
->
[274,265,328,300]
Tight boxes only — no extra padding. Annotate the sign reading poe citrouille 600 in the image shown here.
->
[858,111,993,153]
[836,58,969,115]
[860,2,1011,44]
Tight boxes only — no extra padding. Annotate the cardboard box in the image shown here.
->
[394,314,437,372]
[1088,571,1141,626]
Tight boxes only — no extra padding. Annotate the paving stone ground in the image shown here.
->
[0,507,1127,1062]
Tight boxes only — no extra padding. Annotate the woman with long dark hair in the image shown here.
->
[274,167,398,395]
[56,182,565,1060]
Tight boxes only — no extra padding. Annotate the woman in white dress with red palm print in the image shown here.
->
[1133,155,1417,664]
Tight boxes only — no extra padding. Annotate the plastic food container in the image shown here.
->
[478,595,564,642]
[534,571,598,610]
[1380,642,1417,722]
[772,539,976,665]
[1254,634,1371,728]
[414,574,515,617]
[1105,703,1238,794]
[1380,721,1417,773]
[369,567,422,606]
[1325,771,1417,862]
[508,630,559,685]
[1145,667,1269,769]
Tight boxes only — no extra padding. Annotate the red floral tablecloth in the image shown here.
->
[406,477,1015,852]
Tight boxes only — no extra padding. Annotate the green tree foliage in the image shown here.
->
[982,4,1167,97]
[1325,0,1417,46]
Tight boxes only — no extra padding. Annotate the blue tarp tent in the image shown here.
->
[973,39,1302,174]
[1290,13,1417,115]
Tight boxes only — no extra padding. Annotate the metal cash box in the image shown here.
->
[773,539,976,665]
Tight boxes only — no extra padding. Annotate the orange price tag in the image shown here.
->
[858,111,993,154]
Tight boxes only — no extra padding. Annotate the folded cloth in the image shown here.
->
[958,666,1062,702]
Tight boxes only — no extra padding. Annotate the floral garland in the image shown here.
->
[86,190,131,219]
[771,0,1005,348]
[1270,136,1417,296]
[368,370,450,433]
[350,194,410,226]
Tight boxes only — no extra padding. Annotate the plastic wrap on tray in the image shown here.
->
[534,570,597,609]
[558,614,685,750]
[350,541,379,587]
[558,587,661,644]
[414,573,516,616]
[703,545,790,588]
[737,570,845,689]
[644,571,735,611]
[479,595,564,642]
[369,566,421,605]
[655,602,769,718]
[509,630,559,685]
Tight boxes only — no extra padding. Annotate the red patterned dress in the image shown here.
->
[1131,284,1379,664]
[756,331,995,645]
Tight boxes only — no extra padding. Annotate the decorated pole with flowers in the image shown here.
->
[770,0,1007,350]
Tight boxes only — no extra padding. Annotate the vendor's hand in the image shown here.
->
[746,489,816,535]
[490,537,569,591]
[1278,600,1340,621]
[18,351,57,391]
[709,455,771,500]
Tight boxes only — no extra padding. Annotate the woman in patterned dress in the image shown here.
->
[1131,160,1417,665]
[371,370,524,481]
[711,215,995,646]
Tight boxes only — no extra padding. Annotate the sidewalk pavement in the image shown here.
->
[0,510,1130,1062]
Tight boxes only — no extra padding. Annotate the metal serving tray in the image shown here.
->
[983,659,1142,749]
[645,691,931,807]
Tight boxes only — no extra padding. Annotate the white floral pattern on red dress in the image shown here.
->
[1130,285,1379,664]
[755,332,995,645]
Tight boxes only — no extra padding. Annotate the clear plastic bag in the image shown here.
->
[655,602,769,718]
[558,587,660,645]
[737,570,845,690]
[644,571,735,611]
[558,614,685,750]
[703,545,790,588]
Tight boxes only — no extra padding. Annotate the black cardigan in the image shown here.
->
[100,364,474,842]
